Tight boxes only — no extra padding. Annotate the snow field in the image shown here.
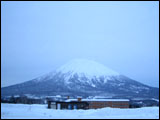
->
[1,103,159,119]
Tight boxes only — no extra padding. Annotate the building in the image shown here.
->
[85,99,129,109]
[55,101,88,110]
[48,98,129,109]
[48,101,89,110]
[66,98,129,109]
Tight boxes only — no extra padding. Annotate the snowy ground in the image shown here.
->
[1,103,159,119]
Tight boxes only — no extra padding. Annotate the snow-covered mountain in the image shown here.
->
[34,59,120,86]
[55,59,119,85]
[1,59,159,99]
[56,59,119,77]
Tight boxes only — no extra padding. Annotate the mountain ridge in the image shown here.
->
[1,59,159,99]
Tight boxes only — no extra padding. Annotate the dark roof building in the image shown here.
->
[48,98,129,110]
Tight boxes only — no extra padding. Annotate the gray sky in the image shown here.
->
[1,1,159,88]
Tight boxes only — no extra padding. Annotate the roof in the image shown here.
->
[56,101,88,103]
[65,99,129,102]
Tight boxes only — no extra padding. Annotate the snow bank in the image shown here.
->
[1,103,159,119]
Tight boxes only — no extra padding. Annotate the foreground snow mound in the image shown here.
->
[1,103,159,119]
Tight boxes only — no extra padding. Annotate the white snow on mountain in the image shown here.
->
[33,59,120,84]
[56,59,119,76]
[55,59,120,83]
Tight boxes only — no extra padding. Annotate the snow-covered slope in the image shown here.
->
[1,59,159,99]
[56,59,119,77]
[33,59,120,84]
[1,103,159,119]
[54,59,120,84]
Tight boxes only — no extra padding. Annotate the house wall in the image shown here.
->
[48,101,129,109]
[55,102,89,110]
[88,101,129,109]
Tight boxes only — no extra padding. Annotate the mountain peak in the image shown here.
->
[56,59,119,78]
[2,58,159,99]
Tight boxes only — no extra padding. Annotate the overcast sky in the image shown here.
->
[1,1,159,88]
